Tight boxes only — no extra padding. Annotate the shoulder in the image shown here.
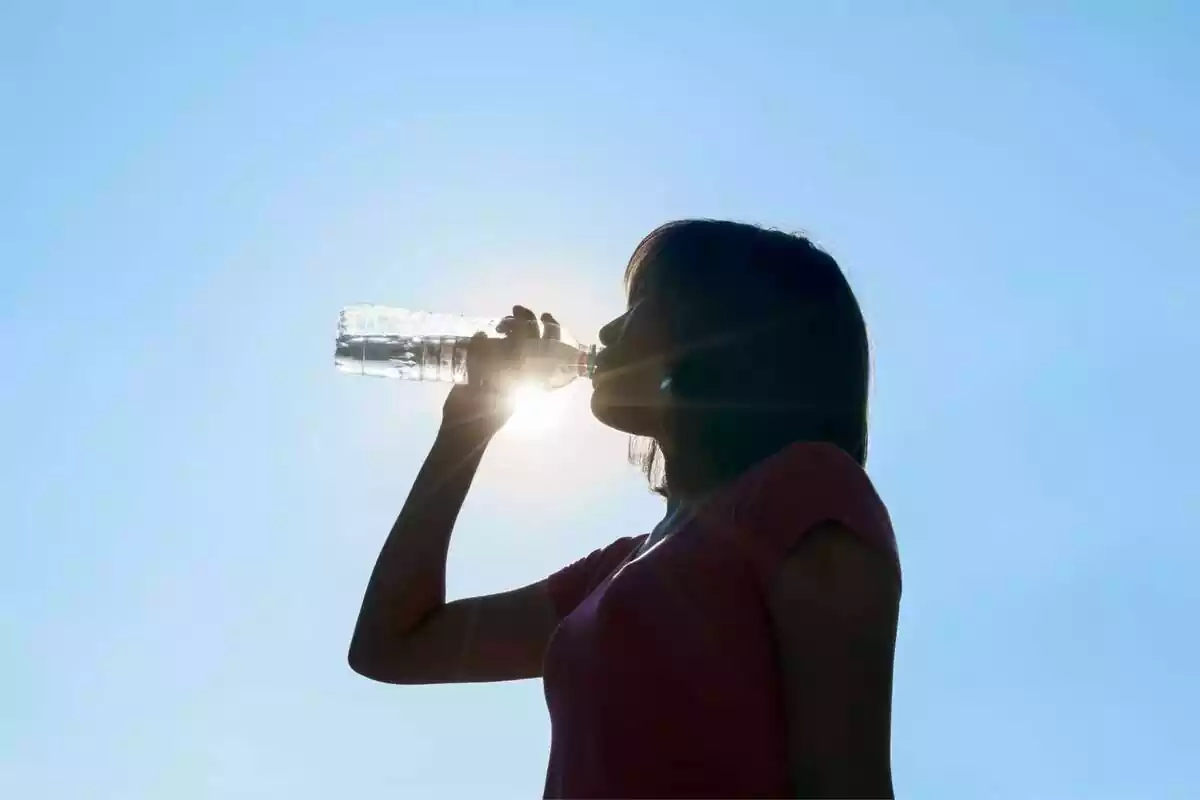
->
[769,521,901,617]
[726,441,898,565]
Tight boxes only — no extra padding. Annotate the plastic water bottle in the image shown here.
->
[334,304,600,387]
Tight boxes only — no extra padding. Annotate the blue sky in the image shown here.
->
[3,2,1197,797]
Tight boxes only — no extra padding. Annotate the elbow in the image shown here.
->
[347,635,423,685]
[346,642,377,680]
[347,633,396,683]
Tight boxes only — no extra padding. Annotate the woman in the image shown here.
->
[349,219,901,799]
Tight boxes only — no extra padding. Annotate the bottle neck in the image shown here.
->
[576,344,601,379]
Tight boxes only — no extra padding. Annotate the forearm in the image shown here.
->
[350,427,492,655]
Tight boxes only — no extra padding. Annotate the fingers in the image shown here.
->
[540,312,561,342]
[465,332,492,388]
[496,305,540,340]
[485,306,563,388]
[496,305,559,340]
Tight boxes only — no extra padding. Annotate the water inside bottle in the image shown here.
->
[335,335,472,382]
[334,305,599,384]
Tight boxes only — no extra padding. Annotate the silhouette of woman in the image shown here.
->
[349,219,900,799]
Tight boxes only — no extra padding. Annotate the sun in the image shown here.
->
[503,381,570,436]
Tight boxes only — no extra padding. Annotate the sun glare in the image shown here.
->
[504,381,569,436]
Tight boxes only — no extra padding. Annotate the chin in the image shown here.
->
[590,382,657,436]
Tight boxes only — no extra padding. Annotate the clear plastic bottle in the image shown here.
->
[334,304,599,386]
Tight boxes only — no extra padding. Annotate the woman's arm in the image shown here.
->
[348,307,573,684]
[347,420,559,685]
[767,521,901,799]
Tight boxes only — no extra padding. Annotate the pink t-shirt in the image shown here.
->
[541,441,899,799]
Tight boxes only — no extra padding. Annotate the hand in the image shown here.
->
[439,305,564,440]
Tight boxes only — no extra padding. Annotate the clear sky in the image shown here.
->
[3,2,1197,797]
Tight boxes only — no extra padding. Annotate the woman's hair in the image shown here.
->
[625,219,870,495]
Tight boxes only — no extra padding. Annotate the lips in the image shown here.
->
[591,351,619,382]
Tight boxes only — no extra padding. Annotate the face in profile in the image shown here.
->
[590,219,871,487]
[590,279,675,439]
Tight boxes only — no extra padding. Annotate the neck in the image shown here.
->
[661,428,810,502]
[659,443,724,504]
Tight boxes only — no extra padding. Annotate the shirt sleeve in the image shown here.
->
[730,442,899,569]
[546,535,647,621]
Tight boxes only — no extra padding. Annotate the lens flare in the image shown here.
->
[503,381,569,436]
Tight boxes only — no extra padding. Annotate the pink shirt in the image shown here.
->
[542,442,900,799]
